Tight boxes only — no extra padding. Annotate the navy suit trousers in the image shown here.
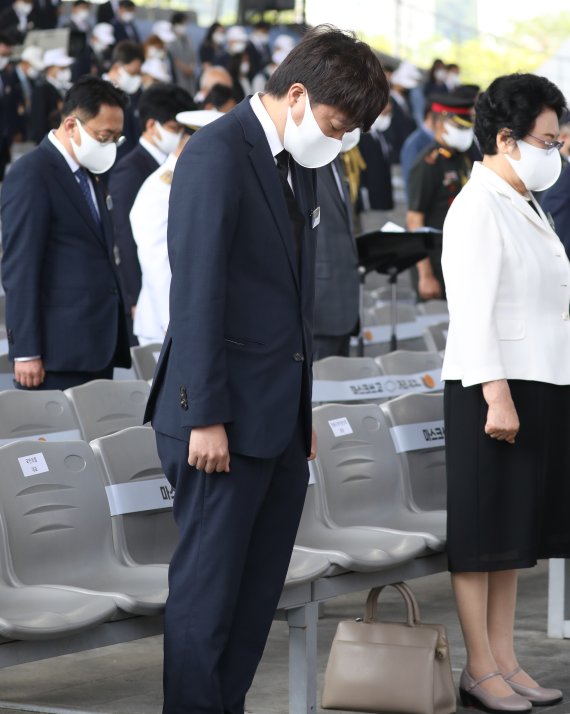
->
[155,416,309,714]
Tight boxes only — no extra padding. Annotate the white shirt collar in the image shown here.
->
[249,92,284,159]
[139,136,168,165]
[48,130,80,173]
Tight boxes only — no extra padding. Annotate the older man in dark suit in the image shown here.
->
[145,26,388,714]
[313,154,359,359]
[1,76,131,390]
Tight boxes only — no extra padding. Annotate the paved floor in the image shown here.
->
[0,562,567,714]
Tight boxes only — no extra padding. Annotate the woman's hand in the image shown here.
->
[482,380,520,444]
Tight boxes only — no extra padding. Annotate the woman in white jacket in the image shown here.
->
[442,74,569,712]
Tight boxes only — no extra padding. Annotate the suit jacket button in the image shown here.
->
[293,352,304,362]
[180,387,188,410]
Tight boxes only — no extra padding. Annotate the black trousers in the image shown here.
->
[155,417,309,714]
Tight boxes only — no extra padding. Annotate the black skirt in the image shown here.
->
[444,380,570,573]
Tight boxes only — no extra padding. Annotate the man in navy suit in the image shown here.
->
[109,83,194,342]
[145,26,388,714]
[1,76,131,390]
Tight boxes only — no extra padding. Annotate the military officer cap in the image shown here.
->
[430,93,475,128]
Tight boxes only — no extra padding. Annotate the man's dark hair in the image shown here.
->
[61,76,129,120]
[253,20,271,32]
[111,39,144,66]
[118,0,135,9]
[72,0,90,7]
[446,63,459,72]
[138,83,195,130]
[266,25,389,132]
[0,30,17,47]
[475,73,567,156]
[203,83,235,110]
[171,11,187,25]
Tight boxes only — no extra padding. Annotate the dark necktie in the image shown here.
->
[276,149,305,260]
[75,168,102,231]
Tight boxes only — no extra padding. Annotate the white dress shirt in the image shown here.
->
[139,136,167,166]
[442,161,570,387]
[249,92,292,189]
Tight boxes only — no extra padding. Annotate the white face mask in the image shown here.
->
[434,68,447,82]
[154,122,183,155]
[446,73,460,89]
[26,65,40,79]
[283,92,342,169]
[240,61,250,76]
[116,66,141,94]
[73,8,90,28]
[442,122,473,153]
[341,127,361,153]
[212,30,225,45]
[229,40,246,55]
[14,1,32,14]
[173,24,186,36]
[372,114,392,133]
[147,47,165,60]
[505,139,562,192]
[71,118,117,174]
[55,67,72,90]
[272,48,288,66]
[0,56,9,71]
[121,11,135,22]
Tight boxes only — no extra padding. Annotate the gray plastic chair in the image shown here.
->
[312,403,445,551]
[416,299,449,316]
[130,343,162,383]
[313,357,381,381]
[65,379,150,441]
[295,476,427,572]
[373,286,416,305]
[375,350,443,376]
[0,390,82,446]
[0,440,168,615]
[91,426,178,566]
[380,392,448,514]
[285,546,331,587]
[423,322,449,353]
[0,353,14,390]
[363,305,428,357]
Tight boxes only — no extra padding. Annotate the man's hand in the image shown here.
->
[14,358,45,388]
[418,274,443,300]
[482,380,520,444]
[188,424,230,473]
[308,428,317,461]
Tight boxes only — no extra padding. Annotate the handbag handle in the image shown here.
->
[364,582,422,626]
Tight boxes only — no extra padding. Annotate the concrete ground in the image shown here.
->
[0,562,567,714]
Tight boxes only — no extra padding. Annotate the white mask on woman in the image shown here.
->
[240,61,250,76]
[505,139,562,192]
[147,47,165,60]
[71,118,117,174]
[14,1,32,15]
[283,92,342,169]
[442,122,474,153]
[116,66,142,94]
[372,114,392,133]
[154,122,183,155]
[0,56,9,71]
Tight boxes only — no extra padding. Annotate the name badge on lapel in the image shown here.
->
[106,194,113,211]
[310,206,321,229]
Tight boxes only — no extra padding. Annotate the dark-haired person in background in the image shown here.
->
[111,0,139,43]
[202,82,236,113]
[145,25,389,714]
[198,21,226,69]
[1,77,131,390]
[443,73,568,712]
[109,82,194,343]
[0,31,17,179]
[168,11,196,96]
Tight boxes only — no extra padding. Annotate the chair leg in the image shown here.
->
[287,602,319,714]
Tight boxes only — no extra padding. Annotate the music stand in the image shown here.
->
[355,229,441,355]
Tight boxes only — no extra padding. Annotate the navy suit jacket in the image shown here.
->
[145,98,318,458]
[0,137,131,371]
[541,163,570,259]
[313,159,359,336]
[109,142,160,308]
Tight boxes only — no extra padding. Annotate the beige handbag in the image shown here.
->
[321,582,456,714]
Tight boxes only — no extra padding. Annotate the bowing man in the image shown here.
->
[144,26,389,714]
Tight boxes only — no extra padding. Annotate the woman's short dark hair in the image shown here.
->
[61,76,129,120]
[475,73,567,155]
[265,25,389,132]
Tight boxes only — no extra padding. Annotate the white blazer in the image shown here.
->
[130,153,176,346]
[442,161,570,387]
